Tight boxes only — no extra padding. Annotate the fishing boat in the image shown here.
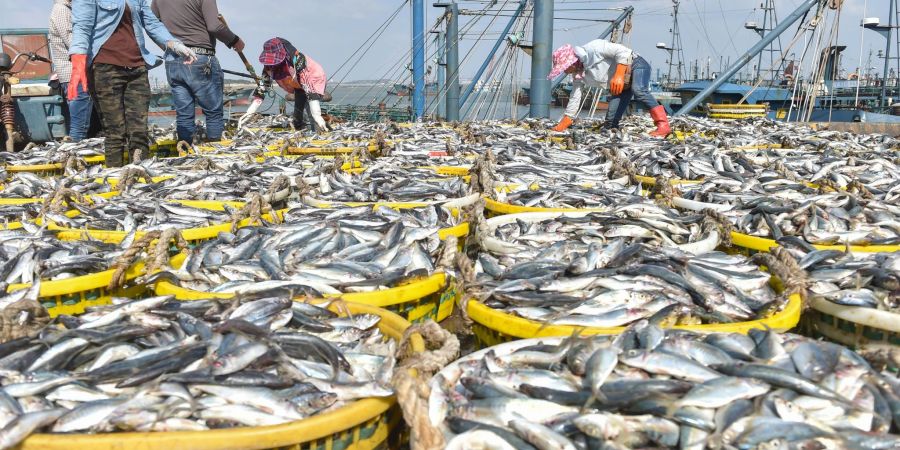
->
[387,81,437,96]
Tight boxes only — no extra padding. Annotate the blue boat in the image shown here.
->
[674,79,900,124]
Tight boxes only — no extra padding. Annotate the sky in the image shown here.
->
[1,0,896,87]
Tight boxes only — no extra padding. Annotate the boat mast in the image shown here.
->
[667,1,685,87]
[675,0,824,116]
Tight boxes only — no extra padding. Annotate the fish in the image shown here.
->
[156,205,454,295]
[472,210,783,327]
[789,249,899,312]
[0,295,395,447]
[431,323,900,449]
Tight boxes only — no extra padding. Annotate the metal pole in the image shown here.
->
[675,0,821,116]
[667,2,677,84]
[529,0,553,118]
[412,0,426,120]
[435,30,446,120]
[597,7,634,40]
[445,2,460,121]
[461,0,527,108]
[882,0,894,108]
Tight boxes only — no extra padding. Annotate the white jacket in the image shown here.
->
[564,39,634,118]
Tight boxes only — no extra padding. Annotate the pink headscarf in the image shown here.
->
[547,44,579,79]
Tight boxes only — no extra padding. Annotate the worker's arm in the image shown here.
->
[564,78,585,119]
[201,0,241,49]
[138,0,177,49]
[552,78,583,131]
[68,0,95,57]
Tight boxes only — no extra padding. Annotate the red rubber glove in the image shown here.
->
[609,63,628,96]
[552,116,574,132]
[68,54,88,101]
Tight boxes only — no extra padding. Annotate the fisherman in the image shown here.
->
[548,40,671,137]
[258,38,329,132]
[68,0,196,167]
[151,0,244,144]
[49,0,94,142]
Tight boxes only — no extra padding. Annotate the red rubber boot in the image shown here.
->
[648,105,671,138]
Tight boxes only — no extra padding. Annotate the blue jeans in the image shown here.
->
[60,82,93,142]
[165,54,224,142]
[605,56,660,127]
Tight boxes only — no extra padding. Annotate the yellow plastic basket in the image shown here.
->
[730,231,900,254]
[631,174,703,187]
[45,199,255,246]
[19,301,423,450]
[425,166,470,177]
[483,197,608,216]
[799,297,900,350]
[6,230,147,317]
[154,221,469,324]
[468,290,802,348]
[301,194,481,213]
[286,144,379,155]
[0,191,120,231]
[4,155,105,176]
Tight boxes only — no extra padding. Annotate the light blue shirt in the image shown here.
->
[69,0,179,67]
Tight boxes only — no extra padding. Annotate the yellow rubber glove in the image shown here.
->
[609,64,628,96]
[552,116,574,132]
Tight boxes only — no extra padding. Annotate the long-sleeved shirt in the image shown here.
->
[150,0,238,51]
[70,0,178,67]
[49,0,73,82]
[564,39,635,118]
[264,55,327,96]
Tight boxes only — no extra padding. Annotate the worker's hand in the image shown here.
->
[552,116,574,132]
[232,38,245,53]
[610,63,628,96]
[168,41,198,64]
[67,54,88,102]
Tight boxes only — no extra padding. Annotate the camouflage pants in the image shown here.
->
[91,63,150,167]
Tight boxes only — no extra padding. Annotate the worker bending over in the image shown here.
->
[151,0,245,143]
[258,38,328,132]
[548,40,670,137]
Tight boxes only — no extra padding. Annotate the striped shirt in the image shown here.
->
[49,0,73,83]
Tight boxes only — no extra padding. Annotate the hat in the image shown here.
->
[259,38,287,66]
[547,44,579,79]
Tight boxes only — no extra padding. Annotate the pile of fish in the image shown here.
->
[152,205,451,296]
[42,197,233,232]
[495,181,643,209]
[0,174,113,199]
[0,295,396,448]
[0,139,105,167]
[0,229,126,285]
[472,209,793,327]
[430,324,900,449]
[683,188,900,246]
[310,162,470,203]
[789,248,900,311]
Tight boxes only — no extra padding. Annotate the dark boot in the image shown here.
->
[105,149,124,168]
[293,89,309,131]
